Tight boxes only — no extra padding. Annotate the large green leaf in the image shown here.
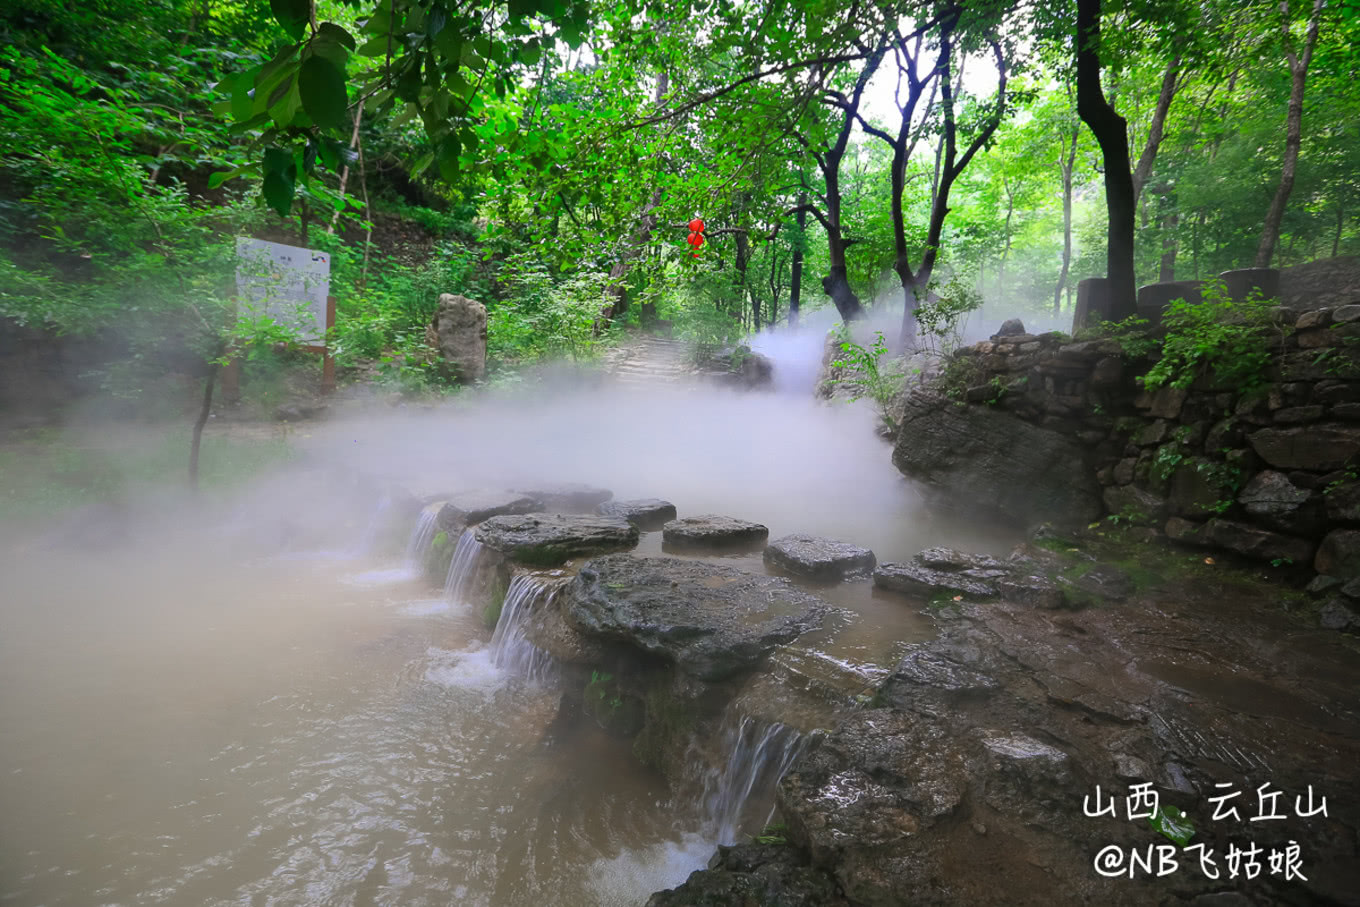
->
[262,147,297,216]
[298,56,348,131]
[269,0,310,40]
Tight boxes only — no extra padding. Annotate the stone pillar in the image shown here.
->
[430,293,487,384]
[1136,280,1204,326]
[1219,268,1280,303]
[1072,278,1111,333]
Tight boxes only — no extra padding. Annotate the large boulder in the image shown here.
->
[474,513,638,566]
[646,843,846,907]
[662,515,770,550]
[764,534,876,581]
[1247,423,1360,471]
[428,293,487,383]
[596,497,677,530]
[436,490,542,529]
[563,555,827,681]
[892,391,1102,527]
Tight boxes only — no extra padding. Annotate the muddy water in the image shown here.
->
[1,389,1021,906]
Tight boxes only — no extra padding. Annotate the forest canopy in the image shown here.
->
[2,0,1358,383]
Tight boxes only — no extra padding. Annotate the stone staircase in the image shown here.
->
[602,336,698,387]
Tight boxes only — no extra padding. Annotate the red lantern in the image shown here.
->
[685,217,706,257]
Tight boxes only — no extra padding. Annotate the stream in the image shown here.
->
[0,387,1021,905]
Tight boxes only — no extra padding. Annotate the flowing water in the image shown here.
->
[1,382,1021,905]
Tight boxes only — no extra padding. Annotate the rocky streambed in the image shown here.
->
[403,481,1360,906]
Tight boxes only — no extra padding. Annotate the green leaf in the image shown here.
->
[358,35,390,57]
[317,22,356,50]
[207,165,249,189]
[269,0,310,40]
[230,69,256,121]
[262,146,297,216]
[437,134,461,181]
[298,55,348,131]
[266,73,301,127]
[1148,806,1195,847]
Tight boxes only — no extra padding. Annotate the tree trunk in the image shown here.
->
[1131,57,1180,203]
[788,196,805,328]
[1076,0,1137,321]
[1054,124,1078,314]
[1336,205,1345,259]
[329,99,365,234]
[189,362,218,490]
[603,71,669,320]
[1159,211,1179,281]
[1256,0,1324,268]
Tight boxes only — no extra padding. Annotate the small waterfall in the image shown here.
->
[404,503,442,568]
[489,575,557,684]
[443,529,486,603]
[702,717,808,845]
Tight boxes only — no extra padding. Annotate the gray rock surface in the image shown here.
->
[474,513,638,566]
[595,498,677,530]
[662,515,770,550]
[764,534,876,581]
[564,555,827,681]
[436,490,542,528]
[645,844,846,907]
[428,293,486,383]
[892,391,1102,527]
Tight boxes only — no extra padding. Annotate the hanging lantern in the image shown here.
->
[685,218,706,257]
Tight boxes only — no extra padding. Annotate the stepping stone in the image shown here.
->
[764,534,876,581]
[565,554,828,681]
[662,515,769,550]
[437,490,543,528]
[475,513,638,567]
[873,563,1000,600]
[596,498,678,530]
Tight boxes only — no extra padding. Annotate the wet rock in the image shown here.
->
[1198,518,1315,564]
[428,293,487,383]
[764,534,876,581]
[662,515,770,550]
[916,547,1008,574]
[474,513,638,566]
[995,318,1025,337]
[980,733,1073,823]
[1315,529,1360,579]
[873,562,999,600]
[1307,574,1343,595]
[1102,484,1167,525]
[595,498,677,530]
[645,843,847,907]
[1323,481,1360,522]
[1238,470,1309,518]
[1319,598,1359,631]
[1248,423,1360,471]
[995,573,1068,609]
[892,391,1102,527]
[513,483,613,513]
[564,555,827,681]
[436,490,543,528]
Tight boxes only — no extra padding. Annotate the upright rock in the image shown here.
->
[892,391,1103,527]
[429,293,487,383]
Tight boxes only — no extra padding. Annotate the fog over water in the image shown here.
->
[0,342,1021,906]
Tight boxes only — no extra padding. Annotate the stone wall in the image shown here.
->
[905,306,1360,583]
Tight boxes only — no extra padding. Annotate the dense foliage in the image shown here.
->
[2,0,1358,398]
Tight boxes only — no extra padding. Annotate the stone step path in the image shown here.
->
[602,336,698,386]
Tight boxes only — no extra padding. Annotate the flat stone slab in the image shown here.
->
[874,562,1000,599]
[596,498,678,530]
[436,490,542,528]
[661,515,769,550]
[474,513,638,566]
[763,534,876,581]
[564,554,828,681]
[513,483,613,512]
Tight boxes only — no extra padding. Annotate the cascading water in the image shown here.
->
[488,574,558,683]
[404,502,442,568]
[443,529,485,603]
[702,716,809,845]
